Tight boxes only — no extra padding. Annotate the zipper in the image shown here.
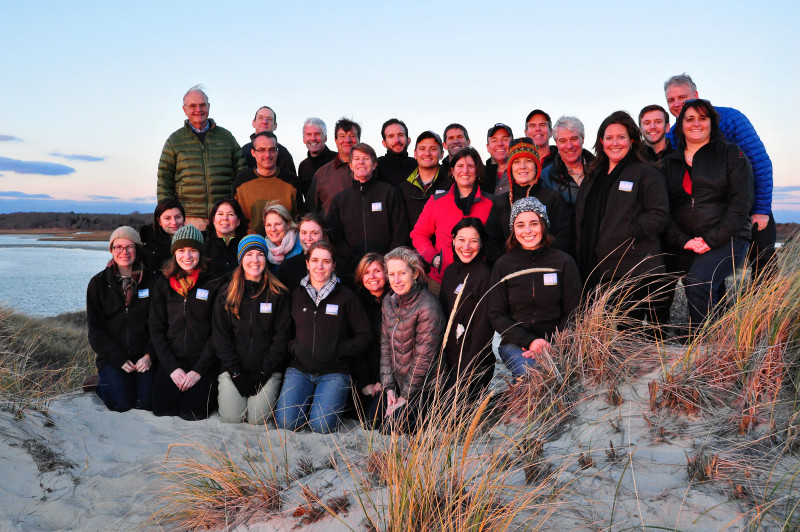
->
[311,308,318,369]
[183,297,188,354]
[361,185,367,253]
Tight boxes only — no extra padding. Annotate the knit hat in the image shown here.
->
[487,123,513,139]
[170,224,204,254]
[509,197,549,230]
[109,226,142,250]
[507,137,542,185]
[237,234,268,263]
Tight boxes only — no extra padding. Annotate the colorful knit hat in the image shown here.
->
[237,234,268,263]
[509,197,550,230]
[170,224,204,254]
[109,226,142,250]
[507,137,542,187]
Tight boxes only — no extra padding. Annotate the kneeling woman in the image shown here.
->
[149,225,222,420]
[87,226,156,412]
[213,235,290,425]
[488,198,581,378]
[275,241,372,434]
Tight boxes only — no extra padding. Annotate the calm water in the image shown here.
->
[0,234,110,317]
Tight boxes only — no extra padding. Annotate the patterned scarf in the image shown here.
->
[169,269,200,298]
[112,263,143,307]
[301,273,339,306]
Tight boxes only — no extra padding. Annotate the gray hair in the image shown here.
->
[664,73,697,93]
[303,117,327,137]
[384,246,427,285]
[183,84,208,104]
[552,116,585,140]
[262,201,297,230]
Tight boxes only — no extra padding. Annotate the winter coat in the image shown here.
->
[376,150,418,187]
[204,233,241,282]
[398,166,450,228]
[380,283,445,400]
[356,287,387,388]
[139,224,172,276]
[540,149,595,208]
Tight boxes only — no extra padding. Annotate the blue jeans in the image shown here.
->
[275,367,350,434]
[498,343,539,379]
[96,364,155,412]
[683,238,749,330]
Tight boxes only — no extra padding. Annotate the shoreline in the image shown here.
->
[0,229,111,241]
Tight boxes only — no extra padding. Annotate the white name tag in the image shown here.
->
[454,283,464,294]
[435,189,446,194]
[196,288,209,301]
[137,288,149,298]
[618,181,633,192]
[260,302,272,313]
[543,273,558,286]
[456,323,465,340]
[326,304,339,315]
[371,202,382,212]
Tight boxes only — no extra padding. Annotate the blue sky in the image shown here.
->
[1,1,798,221]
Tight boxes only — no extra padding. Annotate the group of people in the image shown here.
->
[85,73,775,433]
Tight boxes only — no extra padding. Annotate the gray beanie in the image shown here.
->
[509,197,549,230]
[170,224,204,254]
[109,226,142,250]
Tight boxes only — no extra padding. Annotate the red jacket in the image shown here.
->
[410,186,494,283]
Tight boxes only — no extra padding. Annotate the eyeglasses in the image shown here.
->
[185,103,208,110]
[254,148,278,154]
[112,245,136,253]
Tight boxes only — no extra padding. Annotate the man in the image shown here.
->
[638,104,672,160]
[327,142,409,281]
[297,117,336,202]
[484,123,512,195]
[399,131,449,227]
[307,118,361,215]
[524,109,558,168]
[157,86,246,230]
[441,123,471,168]
[541,116,595,212]
[240,106,296,175]
[375,118,417,187]
[234,131,301,234]
[663,73,775,282]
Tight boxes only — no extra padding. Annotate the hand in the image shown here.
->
[122,360,136,373]
[386,389,396,408]
[752,214,769,231]
[524,338,550,357]
[684,237,711,254]
[432,255,441,269]
[385,395,407,418]
[181,371,201,391]
[362,383,382,396]
[170,368,187,389]
[134,354,151,372]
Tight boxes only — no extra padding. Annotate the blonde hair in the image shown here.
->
[262,201,296,230]
[224,262,286,319]
[384,246,427,285]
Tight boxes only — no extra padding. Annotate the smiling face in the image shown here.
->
[159,207,185,235]
[554,127,583,166]
[241,249,266,281]
[298,220,324,251]
[382,124,408,154]
[513,211,544,250]
[306,248,334,285]
[639,110,668,146]
[335,128,359,160]
[213,202,240,238]
[111,238,136,269]
[252,107,276,133]
[414,138,442,170]
[175,247,200,272]
[665,83,698,118]
[361,261,386,297]
[182,91,209,129]
[487,131,511,163]
[524,114,551,149]
[349,149,376,183]
[601,123,631,170]
[303,124,326,156]
[387,258,417,296]
[452,155,478,191]
[263,212,288,245]
[443,127,469,156]
[681,107,712,146]
[252,134,278,174]
[453,226,481,264]
[511,156,537,186]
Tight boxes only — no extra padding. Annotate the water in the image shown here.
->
[0,234,110,317]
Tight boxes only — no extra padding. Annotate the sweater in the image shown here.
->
[234,168,301,234]
[298,146,337,201]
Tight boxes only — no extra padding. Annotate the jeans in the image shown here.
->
[218,371,283,425]
[274,367,350,434]
[683,238,749,331]
[748,213,777,286]
[96,364,155,412]
[498,343,539,379]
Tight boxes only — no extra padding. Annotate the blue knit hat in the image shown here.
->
[171,224,204,254]
[237,234,268,263]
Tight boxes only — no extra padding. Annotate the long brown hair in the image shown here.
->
[224,256,286,319]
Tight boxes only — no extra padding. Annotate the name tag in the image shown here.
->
[137,288,149,298]
[196,288,209,301]
[326,304,339,315]
[618,181,633,192]
[371,202,382,212]
[543,273,558,286]
[454,283,464,294]
[435,189,446,194]
[260,302,272,313]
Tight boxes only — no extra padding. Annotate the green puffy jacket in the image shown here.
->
[157,119,247,218]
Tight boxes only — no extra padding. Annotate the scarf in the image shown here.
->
[266,229,298,265]
[301,273,339,306]
[169,269,199,298]
[453,185,478,217]
[111,263,143,307]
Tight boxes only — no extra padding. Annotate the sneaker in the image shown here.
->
[82,375,99,393]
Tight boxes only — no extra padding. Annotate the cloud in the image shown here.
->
[0,135,21,142]
[49,152,106,162]
[0,156,75,176]
[0,190,54,199]
[130,196,157,202]
[89,195,121,201]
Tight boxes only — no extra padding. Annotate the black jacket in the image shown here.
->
[488,246,581,348]
[376,150,418,187]
[482,159,501,196]
[356,287,387,388]
[288,283,373,385]
[242,139,296,176]
[213,280,291,377]
[327,177,410,276]
[398,166,450,228]
[149,272,222,376]
[298,146,337,201]
[204,234,241,282]
[87,266,156,372]
[139,224,172,276]
[662,140,753,250]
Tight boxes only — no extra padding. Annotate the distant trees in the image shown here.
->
[0,212,151,231]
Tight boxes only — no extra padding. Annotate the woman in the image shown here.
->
[488,198,581,378]
[140,198,185,275]
[276,212,329,292]
[575,111,669,321]
[275,241,372,434]
[213,235,290,425]
[353,253,388,420]
[411,147,495,294]
[262,202,303,273]
[662,99,752,331]
[439,218,495,399]
[204,197,247,281]
[149,225,221,420]
[86,226,156,412]
[378,247,445,431]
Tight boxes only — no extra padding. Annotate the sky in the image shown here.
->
[1,0,799,221]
